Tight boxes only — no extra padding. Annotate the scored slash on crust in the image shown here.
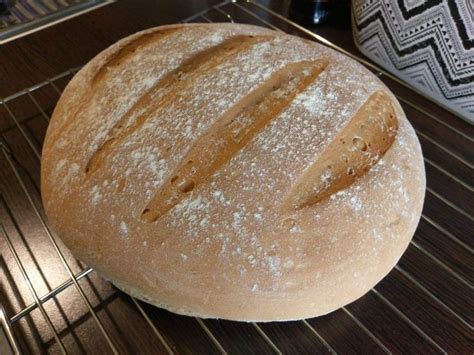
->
[84,34,274,176]
[81,30,398,223]
[49,27,182,145]
[141,59,329,222]
[283,91,398,211]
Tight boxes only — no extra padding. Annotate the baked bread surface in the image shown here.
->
[41,23,425,321]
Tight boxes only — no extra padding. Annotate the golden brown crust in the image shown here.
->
[41,23,425,321]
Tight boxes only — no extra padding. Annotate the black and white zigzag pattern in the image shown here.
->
[352,0,474,122]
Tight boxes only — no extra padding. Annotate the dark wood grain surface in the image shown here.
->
[0,0,472,354]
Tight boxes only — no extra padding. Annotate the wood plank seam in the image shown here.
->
[415,129,472,169]
[421,215,472,253]
[370,289,447,354]
[252,323,283,354]
[341,307,392,354]
[409,241,472,288]
[130,297,175,354]
[424,158,473,192]
[426,187,473,222]
[195,318,228,355]
[394,265,472,328]
[301,320,337,354]
[397,96,473,143]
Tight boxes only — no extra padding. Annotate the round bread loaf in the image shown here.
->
[41,23,425,321]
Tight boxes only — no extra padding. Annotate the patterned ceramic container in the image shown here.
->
[352,0,474,123]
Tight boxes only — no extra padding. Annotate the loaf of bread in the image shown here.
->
[41,23,425,321]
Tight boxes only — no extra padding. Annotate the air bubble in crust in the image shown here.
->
[117,177,126,192]
[281,218,296,230]
[178,180,195,193]
[352,136,368,151]
[362,164,372,173]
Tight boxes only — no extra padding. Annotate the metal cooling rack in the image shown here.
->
[0,1,472,354]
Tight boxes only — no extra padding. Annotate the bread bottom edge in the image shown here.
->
[96,271,349,323]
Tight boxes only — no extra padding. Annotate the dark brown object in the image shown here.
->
[0,0,472,353]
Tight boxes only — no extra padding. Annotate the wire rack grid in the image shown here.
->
[0,0,472,354]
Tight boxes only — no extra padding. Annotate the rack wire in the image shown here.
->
[0,1,471,353]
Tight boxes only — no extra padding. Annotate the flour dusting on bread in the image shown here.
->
[41,23,425,321]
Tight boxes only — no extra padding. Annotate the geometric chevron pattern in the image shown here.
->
[352,0,474,123]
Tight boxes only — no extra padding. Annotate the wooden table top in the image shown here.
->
[0,0,472,353]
